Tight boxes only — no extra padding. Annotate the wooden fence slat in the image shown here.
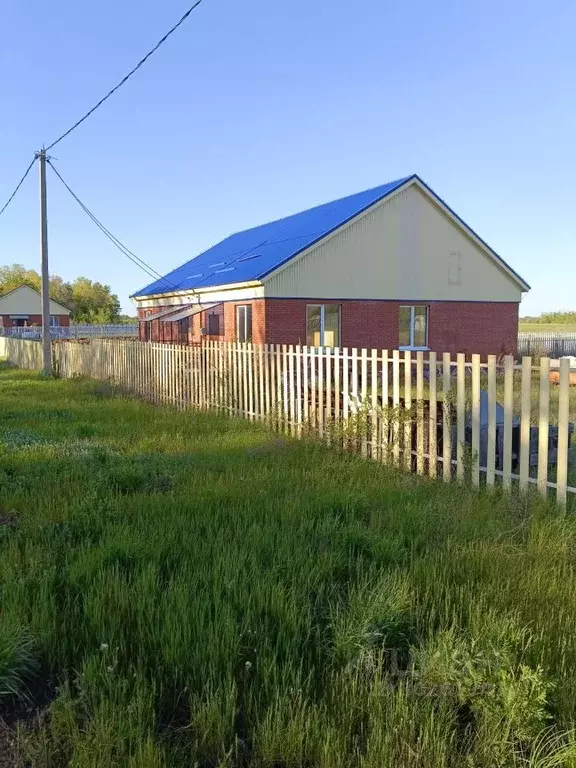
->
[303,345,309,426]
[326,348,332,444]
[288,344,295,434]
[342,347,349,432]
[248,343,255,420]
[381,350,389,463]
[318,347,324,439]
[537,357,550,497]
[361,348,368,456]
[371,349,378,460]
[310,347,317,431]
[471,354,481,485]
[519,356,532,491]
[334,347,341,425]
[282,344,289,433]
[456,353,466,481]
[392,350,400,466]
[264,343,271,420]
[350,347,358,449]
[442,353,452,482]
[487,355,497,487]
[259,344,265,421]
[416,351,424,475]
[295,344,302,434]
[275,344,282,430]
[557,358,570,508]
[503,355,514,488]
[428,352,437,479]
[404,351,412,470]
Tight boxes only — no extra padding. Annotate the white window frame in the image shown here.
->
[399,305,429,351]
[49,315,60,327]
[236,304,252,343]
[306,304,340,348]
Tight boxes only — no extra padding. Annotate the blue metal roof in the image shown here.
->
[132,174,530,297]
[132,176,413,297]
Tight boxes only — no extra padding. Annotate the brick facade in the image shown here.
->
[139,298,518,357]
[0,314,70,328]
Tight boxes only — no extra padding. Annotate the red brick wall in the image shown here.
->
[428,302,518,357]
[0,314,70,328]
[264,299,518,357]
[138,298,518,357]
[138,300,266,345]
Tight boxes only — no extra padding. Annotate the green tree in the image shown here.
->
[70,277,121,323]
[0,264,41,294]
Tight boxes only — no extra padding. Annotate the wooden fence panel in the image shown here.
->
[4,337,575,503]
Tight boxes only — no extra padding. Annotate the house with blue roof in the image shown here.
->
[133,175,529,357]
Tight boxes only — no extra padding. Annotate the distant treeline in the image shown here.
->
[520,311,576,324]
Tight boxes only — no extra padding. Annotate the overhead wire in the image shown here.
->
[0,156,37,220]
[46,0,205,151]
[47,159,179,292]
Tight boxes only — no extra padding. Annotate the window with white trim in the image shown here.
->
[236,304,252,343]
[399,306,428,349]
[306,304,340,347]
[49,316,60,327]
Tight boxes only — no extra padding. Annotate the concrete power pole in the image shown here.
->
[37,148,52,376]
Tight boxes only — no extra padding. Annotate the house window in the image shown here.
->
[207,311,221,336]
[306,304,340,347]
[236,304,252,343]
[179,316,190,343]
[49,316,60,327]
[399,306,428,349]
[448,251,461,285]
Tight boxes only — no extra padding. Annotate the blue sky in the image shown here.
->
[1,0,574,315]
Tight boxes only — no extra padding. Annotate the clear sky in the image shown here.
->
[1,0,574,315]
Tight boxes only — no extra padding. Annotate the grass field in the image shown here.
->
[2,365,576,767]
[519,323,576,334]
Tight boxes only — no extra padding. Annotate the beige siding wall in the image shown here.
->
[0,286,71,315]
[263,184,523,302]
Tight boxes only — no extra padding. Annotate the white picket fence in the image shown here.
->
[1,324,138,340]
[2,337,575,505]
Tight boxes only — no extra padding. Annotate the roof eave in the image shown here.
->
[131,279,263,302]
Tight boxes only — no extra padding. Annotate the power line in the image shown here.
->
[47,159,178,291]
[0,156,37,219]
[46,0,205,151]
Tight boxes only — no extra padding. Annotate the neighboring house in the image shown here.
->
[132,175,530,356]
[0,285,71,329]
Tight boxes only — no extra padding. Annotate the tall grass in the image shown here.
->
[1,365,576,766]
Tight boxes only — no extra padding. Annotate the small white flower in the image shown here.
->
[106,666,114,673]
[245,661,252,670]
[100,643,109,651]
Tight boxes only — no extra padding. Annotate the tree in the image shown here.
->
[0,264,121,323]
[0,264,41,294]
[70,277,121,324]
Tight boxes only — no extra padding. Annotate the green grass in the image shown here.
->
[519,323,576,333]
[2,365,576,766]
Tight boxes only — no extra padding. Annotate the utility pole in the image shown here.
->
[37,148,52,376]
